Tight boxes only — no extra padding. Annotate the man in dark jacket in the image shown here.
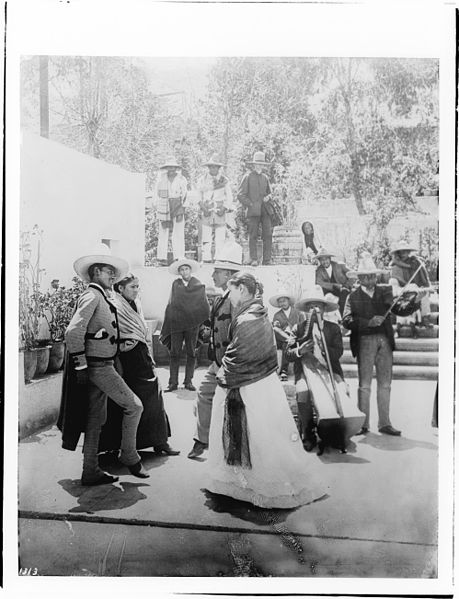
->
[269,289,304,381]
[343,253,401,436]
[160,258,210,392]
[237,151,273,266]
[188,242,243,459]
[285,286,343,451]
[315,247,354,316]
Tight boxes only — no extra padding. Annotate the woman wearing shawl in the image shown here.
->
[99,274,179,456]
[301,221,319,263]
[205,272,325,509]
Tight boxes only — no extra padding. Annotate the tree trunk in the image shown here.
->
[39,56,49,138]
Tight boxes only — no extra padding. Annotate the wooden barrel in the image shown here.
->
[272,226,304,265]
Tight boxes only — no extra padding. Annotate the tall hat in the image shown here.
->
[390,240,418,255]
[203,155,224,168]
[213,241,243,271]
[248,151,269,165]
[160,156,181,170]
[269,289,296,308]
[316,247,335,259]
[347,252,384,278]
[295,285,339,313]
[73,243,129,283]
[168,256,200,276]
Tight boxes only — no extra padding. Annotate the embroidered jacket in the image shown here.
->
[65,284,119,369]
[197,173,234,226]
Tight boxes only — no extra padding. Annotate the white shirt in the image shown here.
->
[361,285,375,298]
[282,306,292,318]
[325,264,333,278]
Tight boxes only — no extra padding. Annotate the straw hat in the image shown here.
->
[347,252,384,278]
[269,289,296,308]
[73,243,129,283]
[168,257,200,276]
[389,240,418,255]
[205,285,223,297]
[295,285,339,312]
[247,151,269,165]
[316,247,335,259]
[160,156,181,170]
[203,155,224,168]
[213,241,243,272]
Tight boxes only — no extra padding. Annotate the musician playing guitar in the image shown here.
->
[285,286,344,452]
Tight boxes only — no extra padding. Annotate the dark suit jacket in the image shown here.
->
[208,290,233,366]
[342,284,395,358]
[285,316,344,382]
[237,171,271,217]
[316,261,351,296]
[272,307,304,348]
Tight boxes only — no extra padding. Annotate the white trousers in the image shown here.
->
[201,223,226,262]
[157,218,185,260]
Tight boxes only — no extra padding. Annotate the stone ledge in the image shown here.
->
[20,372,63,440]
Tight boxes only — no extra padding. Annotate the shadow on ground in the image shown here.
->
[58,479,150,514]
[357,433,437,452]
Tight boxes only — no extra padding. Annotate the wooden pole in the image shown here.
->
[39,56,49,138]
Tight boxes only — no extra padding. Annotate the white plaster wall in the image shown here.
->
[20,131,146,288]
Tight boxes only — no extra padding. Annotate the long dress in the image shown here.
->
[205,299,325,509]
[98,294,171,452]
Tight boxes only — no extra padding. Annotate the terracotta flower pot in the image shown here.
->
[47,341,65,373]
[35,345,51,376]
[22,349,38,383]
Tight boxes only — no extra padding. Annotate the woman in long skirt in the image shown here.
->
[99,274,179,456]
[205,272,325,509]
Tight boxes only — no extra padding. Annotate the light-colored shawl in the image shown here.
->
[112,293,149,345]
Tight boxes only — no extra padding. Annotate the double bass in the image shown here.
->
[289,308,365,454]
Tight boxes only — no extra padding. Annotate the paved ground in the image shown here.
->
[18,367,438,578]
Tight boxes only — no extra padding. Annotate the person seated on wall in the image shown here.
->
[300,221,320,264]
[315,247,354,317]
[269,289,304,381]
[389,240,433,330]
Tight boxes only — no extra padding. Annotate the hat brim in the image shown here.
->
[203,162,224,168]
[269,293,296,307]
[160,164,181,170]
[213,261,243,272]
[168,258,200,276]
[389,247,417,254]
[316,253,335,259]
[73,254,129,283]
[295,297,338,312]
[347,269,384,277]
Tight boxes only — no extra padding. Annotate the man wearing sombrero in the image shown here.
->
[285,286,344,452]
[154,156,188,266]
[197,156,234,262]
[389,240,432,328]
[315,247,354,317]
[342,253,401,436]
[160,257,210,392]
[60,244,148,485]
[269,289,304,381]
[188,241,243,459]
[237,150,273,266]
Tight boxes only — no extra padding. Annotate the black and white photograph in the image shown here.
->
[4,0,456,596]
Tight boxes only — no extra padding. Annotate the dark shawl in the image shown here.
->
[159,276,210,350]
[217,299,278,389]
[57,350,89,450]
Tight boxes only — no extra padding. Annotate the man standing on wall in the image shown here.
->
[237,151,273,267]
[197,156,234,263]
[155,157,188,266]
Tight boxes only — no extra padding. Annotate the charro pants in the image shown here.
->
[194,361,219,445]
[169,327,199,386]
[157,218,185,261]
[83,361,143,477]
[248,210,273,264]
[357,334,393,429]
[201,223,227,262]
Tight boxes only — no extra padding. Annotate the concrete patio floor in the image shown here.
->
[18,368,438,579]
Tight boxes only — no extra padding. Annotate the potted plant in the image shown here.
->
[19,226,51,381]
